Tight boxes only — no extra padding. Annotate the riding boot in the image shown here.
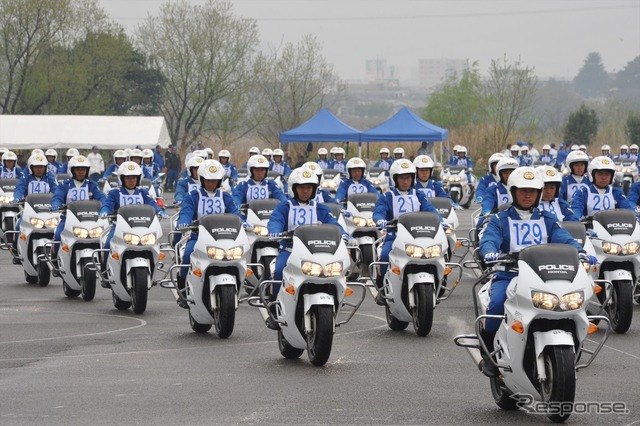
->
[11,240,20,264]
[100,254,110,288]
[176,273,188,309]
[265,302,280,330]
[480,330,499,377]
[51,257,60,277]
[374,274,387,306]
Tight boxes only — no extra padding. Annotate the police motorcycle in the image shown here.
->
[613,160,638,195]
[14,194,60,286]
[583,208,640,333]
[93,204,165,314]
[139,176,166,208]
[428,197,469,265]
[49,200,107,300]
[250,224,366,366]
[0,178,19,244]
[366,167,390,193]
[267,171,286,192]
[441,165,474,208]
[455,244,610,423]
[369,212,462,336]
[166,214,250,337]
[343,193,380,278]
[236,168,249,184]
[320,169,341,196]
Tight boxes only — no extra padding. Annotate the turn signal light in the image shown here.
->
[159,253,166,260]
[594,284,602,294]
[444,267,452,276]
[246,269,254,277]
[455,241,462,248]
[20,234,26,240]
[511,320,525,334]
[61,245,70,252]
[345,287,354,297]
[391,266,401,275]
[285,285,295,295]
[193,268,202,277]
[588,322,599,334]
[111,253,119,260]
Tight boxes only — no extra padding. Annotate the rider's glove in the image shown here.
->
[268,232,281,238]
[99,213,108,219]
[344,235,358,247]
[483,252,500,262]
[158,211,169,219]
[341,209,353,218]
[242,222,252,230]
[452,203,462,210]
[474,197,482,203]
[173,200,181,206]
[376,219,388,229]
[441,222,450,230]
[586,229,598,238]
[579,252,598,266]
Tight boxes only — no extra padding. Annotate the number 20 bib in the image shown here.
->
[508,218,548,252]
[587,191,614,216]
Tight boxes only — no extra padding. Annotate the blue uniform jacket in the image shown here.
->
[556,150,569,166]
[539,198,580,222]
[570,183,634,219]
[142,162,161,180]
[99,187,162,216]
[626,181,640,206]
[476,173,498,201]
[58,162,69,174]
[332,160,347,174]
[14,172,58,202]
[372,188,442,233]
[336,178,378,202]
[0,166,24,179]
[47,161,63,175]
[373,159,393,170]
[480,207,583,280]
[269,161,291,177]
[102,164,120,179]
[451,157,473,169]
[537,154,556,166]
[520,155,534,166]
[177,187,240,229]
[412,179,450,199]
[316,188,338,204]
[51,179,106,211]
[315,159,331,170]
[223,163,238,181]
[482,182,510,215]
[175,177,199,204]
[232,178,287,207]
[559,175,589,202]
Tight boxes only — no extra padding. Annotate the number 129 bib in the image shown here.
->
[508,218,547,252]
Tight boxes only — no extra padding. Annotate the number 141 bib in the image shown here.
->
[508,218,548,252]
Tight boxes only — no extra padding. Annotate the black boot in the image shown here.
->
[51,258,60,277]
[265,302,280,330]
[374,274,386,306]
[480,330,499,377]
[176,274,188,309]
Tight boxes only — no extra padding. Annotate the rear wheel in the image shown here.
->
[386,305,409,331]
[189,310,212,333]
[112,291,131,310]
[213,285,236,338]
[450,189,461,204]
[490,376,519,411]
[131,267,149,314]
[412,284,434,337]
[608,280,633,333]
[278,330,304,359]
[81,262,97,302]
[37,257,50,287]
[539,346,576,423]
[306,305,334,366]
[63,281,81,298]
[3,217,15,244]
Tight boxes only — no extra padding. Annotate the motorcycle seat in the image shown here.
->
[593,209,637,236]
[248,199,279,220]
[347,193,378,212]
[428,197,453,218]
[200,213,241,240]
[0,178,19,192]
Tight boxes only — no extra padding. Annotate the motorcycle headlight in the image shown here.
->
[559,291,584,311]
[321,180,337,189]
[0,195,13,204]
[253,225,268,236]
[373,179,381,185]
[366,218,376,227]
[123,233,141,245]
[353,216,368,227]
[89,226,104,238]
[73,227,89,238]
[405,244,425,258]
[302,261,323,276]
[602,241,623,255]
[30,218,45,229]
[531,291,559,310]
[323,262,343,277]
[141,233,156,246]
[226,246,244,260]
[207,246,226,260]
[45,217,59,229]
[445,227,454,235]
[623,242,640,255]
[424,244,442,258]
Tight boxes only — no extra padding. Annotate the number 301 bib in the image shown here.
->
[508,218,548,252]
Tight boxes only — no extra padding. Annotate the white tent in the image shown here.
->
[0,115,172,150]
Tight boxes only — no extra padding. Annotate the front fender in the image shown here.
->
[533,330,575,381]
[303,292,335,333]
[125,257,151,275]
[603,268,633,282]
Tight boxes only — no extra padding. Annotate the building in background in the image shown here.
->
[417,59,468,90]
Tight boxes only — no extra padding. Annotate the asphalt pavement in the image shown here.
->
[1,199,639,425]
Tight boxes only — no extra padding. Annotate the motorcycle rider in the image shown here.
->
[175,159,242,307]
[181,150,208,179]
[373,148,393,171]
[0,151,23,178]
[174,156,205,206]
[57,148,80,175]
[519,145,534,166]
[50,155,106,274]
[601,144,614,160]
[393,147,405,161]
[479,167,591,377]
[570,156,634,219]
[302,161,338,204]
[372,159,445,305]
[559,150,590,204]
[270,148,291,182]
[535,165,579,221]
[412,155,460,207]
[331,147,347,174]
[481,157,519,215]
[450,146,474,187]
[335,157,378,202]
[129,149,154,180]
[509,145,521,164]
[45,149,62,175]
[315,147,331,170]
[537,144,556,166]
[615,145,630,161]
[204,147,214,160]
[265,166,353,329]
[241,146,260,168]
[232,155,287,207]
[629,144,639,162]
[261,148,273,164]
[141,149,160,180]
[101,150,128,180]
[218,149,238,188]
[475,153,504,203]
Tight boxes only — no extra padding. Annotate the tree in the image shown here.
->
[482,55,538,152]
[573,52,609,99]
[626,113,640,146]
[250,34,344,147]
[136,0,259,148]
[613,55,640,105]
[564,104,599,146]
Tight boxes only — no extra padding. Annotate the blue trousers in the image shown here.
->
[166,169,179,191]
[378,234,396,277]
[181,238,197,278]
[53,217,66,254]
[486,278,511,332]
[272,249,291,297]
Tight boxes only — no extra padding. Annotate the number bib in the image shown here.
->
[538,200,563,221]
[418,187,434,198]
[28,180,50,194]
[187,182,199,193]
[317,160,329,170]
[2,169,16,178]
[313,191,325,204]
[347,183,367,195]
[378,161,390,171]
[392,192,419,218]
[247,184,268,201]
[287,201,317,230]
[567,183,588,203]
[119,192,144,206]
[144,165,154,177]
[587,191,614,216]
[456,158,469,167]
[271,163,285,175]
[66,186,89,203]
[47,164,58,175]
[197,192,224,218]
[496,187,511,207]
[334,163,346,173]
[508,218,548,252]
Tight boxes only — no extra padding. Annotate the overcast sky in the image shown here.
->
[99,0,640,83]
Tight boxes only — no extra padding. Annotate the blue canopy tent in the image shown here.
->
[279,108,361,143]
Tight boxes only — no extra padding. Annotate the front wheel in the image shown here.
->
[539,346,576,423]
[81,262,97,302]
[306,305,334,366]
[130,267,149,314]
[3,216,15,244]
[622,179,631,195]
[361,244,375,278]
[386,305,409,331]
[37,257,50,287]
[412,284,434,337]
[278,330,304,359]
[213,285,236,338]
[24,270,38,284]
[450,189,461,204]
[189,310,212,333]
[608,280,633,333]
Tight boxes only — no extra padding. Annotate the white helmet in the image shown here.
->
[69,155,90,180]
[496,157,519,183]
[186,156,205,178]
[130,148,143,159]
[488,153,505,173]
[389,158,416,187]
[601,144,611,152]
[329,147,338,154]
[565,150,590,173]
[507,167,543,209]
[380,147,390,155]
[142,149,154,159]
[510,146,521,155]
[453,145,460,152]
[192,149,207,160]
[457,146,468,154]
[346,157,366,178]
[317,147,328,156]
[118,161,142,186]
[520,145,528,153]
[579,144,587,151]
[249,146,260,155]
[45,149,57,159]
[631,144,639,151]
[273,148,284,157]
[393,147,405,157]
[114,150,127,163]
[413,155,435,169]
[620,144,629,152]
[218,149,231,160]
[570,144,579,151]
[542,144,551,151]
[247,154,270,178]
[204,147,214,158]
[65,148,79,159]
[289,167,318,200]
[124,148,132,158]
[198,159,225,188]
[28,153,48,170]
[0,147,7,156]
[2,151,17,165]
[588,156,616,185]
[536,164,562,184]
[302,161,323,182]
[32,149,45,156]
[261,148,273,157]
[334,147,345,156]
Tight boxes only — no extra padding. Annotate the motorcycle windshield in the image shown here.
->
[26,193,53,213]
[593,209,636,236]
[200,214,241,240]
[558,221,586,247]
[248,199,279,221]
[140,178,152,190]
[367,168,385,178]
[398,212,440,239]
[519,244,579,282]
[447,166,467,174]
[68,200,101,222]
[0,178,18,192]
[428,197,452,218]
[118,204,155,228]
[348,193,378,212]
[323,171,339,179]
[237,168,248,179]
[295,224,341,254]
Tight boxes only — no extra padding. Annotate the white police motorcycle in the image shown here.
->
[251,224,366,366]
[344,193,380,277]
[441,165,474,208]
[94,204,165,314]
[455,244,610,423]
[320,169,341,196]
[366,167,390,193]
[0,178,19,245]
[242,199,280,296]
[370,212,460,336]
